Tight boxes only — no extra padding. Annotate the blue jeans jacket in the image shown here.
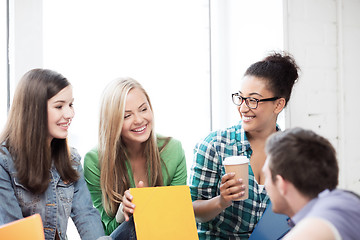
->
[0,145,106,240]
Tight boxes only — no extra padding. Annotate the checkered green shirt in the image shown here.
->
[189,122,275,239]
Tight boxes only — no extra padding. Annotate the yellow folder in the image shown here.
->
[130,185,198,240]
[0,214,45,240]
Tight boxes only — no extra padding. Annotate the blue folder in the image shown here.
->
[249,202,291,240]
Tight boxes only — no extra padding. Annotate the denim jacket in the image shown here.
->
[0,145,106,240]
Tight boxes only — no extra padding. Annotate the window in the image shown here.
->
[0,0,8,130]
[210,0,284,130]
[7,1,283,238]
[43,2,210,237]
[42,0,211,170]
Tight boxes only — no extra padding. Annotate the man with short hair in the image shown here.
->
[263,127,360,240]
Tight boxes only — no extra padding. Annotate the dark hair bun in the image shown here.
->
[245,51,300,106]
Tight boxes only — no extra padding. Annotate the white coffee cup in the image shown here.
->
[223,156,249,200]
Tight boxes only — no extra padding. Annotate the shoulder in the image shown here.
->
[0,145,14,171]
[84,147,99,159]
[210,122,243,142]
[312,189,360,213]
[83,147,100,168]
[163,136,182,148]
[304,189,360,238]
[195,122,245,149]
[68,148,82,172]
[286,217,340,240]
[70,147,81,164]
[157,135,184,154]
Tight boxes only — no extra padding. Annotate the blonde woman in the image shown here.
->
[84,77,187,239]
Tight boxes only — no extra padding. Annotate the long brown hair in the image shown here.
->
[99,77,164,216]
[0,69,78,194]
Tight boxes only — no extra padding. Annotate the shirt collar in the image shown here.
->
[235,121,281,143]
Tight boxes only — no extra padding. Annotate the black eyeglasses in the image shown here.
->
[232,93,280,109]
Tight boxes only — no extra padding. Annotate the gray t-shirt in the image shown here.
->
[291,189,360,240]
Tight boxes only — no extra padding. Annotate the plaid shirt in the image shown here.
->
[189,122,275,239]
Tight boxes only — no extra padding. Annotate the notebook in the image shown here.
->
[249,202,291,240]
[0,214,45,240]
[130,185,198,240]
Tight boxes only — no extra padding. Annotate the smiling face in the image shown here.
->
[121,87,153,148]
[238,75,282,134]
[47,85,74,143]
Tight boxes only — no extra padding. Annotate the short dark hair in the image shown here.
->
[244,51,300,107]
[265,127,338,198]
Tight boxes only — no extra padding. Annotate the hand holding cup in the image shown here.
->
[223,156,249,200]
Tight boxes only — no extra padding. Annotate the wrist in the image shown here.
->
[217,195,232,210]
[115,203,125,223]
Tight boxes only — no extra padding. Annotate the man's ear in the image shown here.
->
[275,174,287,196]
[274,98,286,114]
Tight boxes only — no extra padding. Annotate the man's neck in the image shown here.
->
[285,187,312,218]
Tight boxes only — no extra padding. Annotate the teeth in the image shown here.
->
[243,116,255,121]
[60,120,71,127]
[133,126,146,132]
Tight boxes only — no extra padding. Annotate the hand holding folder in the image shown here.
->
[130,185,198,240]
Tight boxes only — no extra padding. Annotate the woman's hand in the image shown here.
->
[192,173,246,223]
[219,172,246,208]
[122,181,144,221]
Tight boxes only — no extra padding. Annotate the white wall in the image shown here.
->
[285,0,360,193]
[341,0,360,194]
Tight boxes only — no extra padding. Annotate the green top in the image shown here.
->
[83,136,187,235]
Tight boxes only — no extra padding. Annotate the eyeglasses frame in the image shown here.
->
[231,93,280,109]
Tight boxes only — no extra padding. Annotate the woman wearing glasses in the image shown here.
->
[189,51,300,239]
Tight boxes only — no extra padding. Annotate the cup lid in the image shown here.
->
[223,156,249,165]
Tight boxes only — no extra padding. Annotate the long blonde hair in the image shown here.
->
[99,77,164,216]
